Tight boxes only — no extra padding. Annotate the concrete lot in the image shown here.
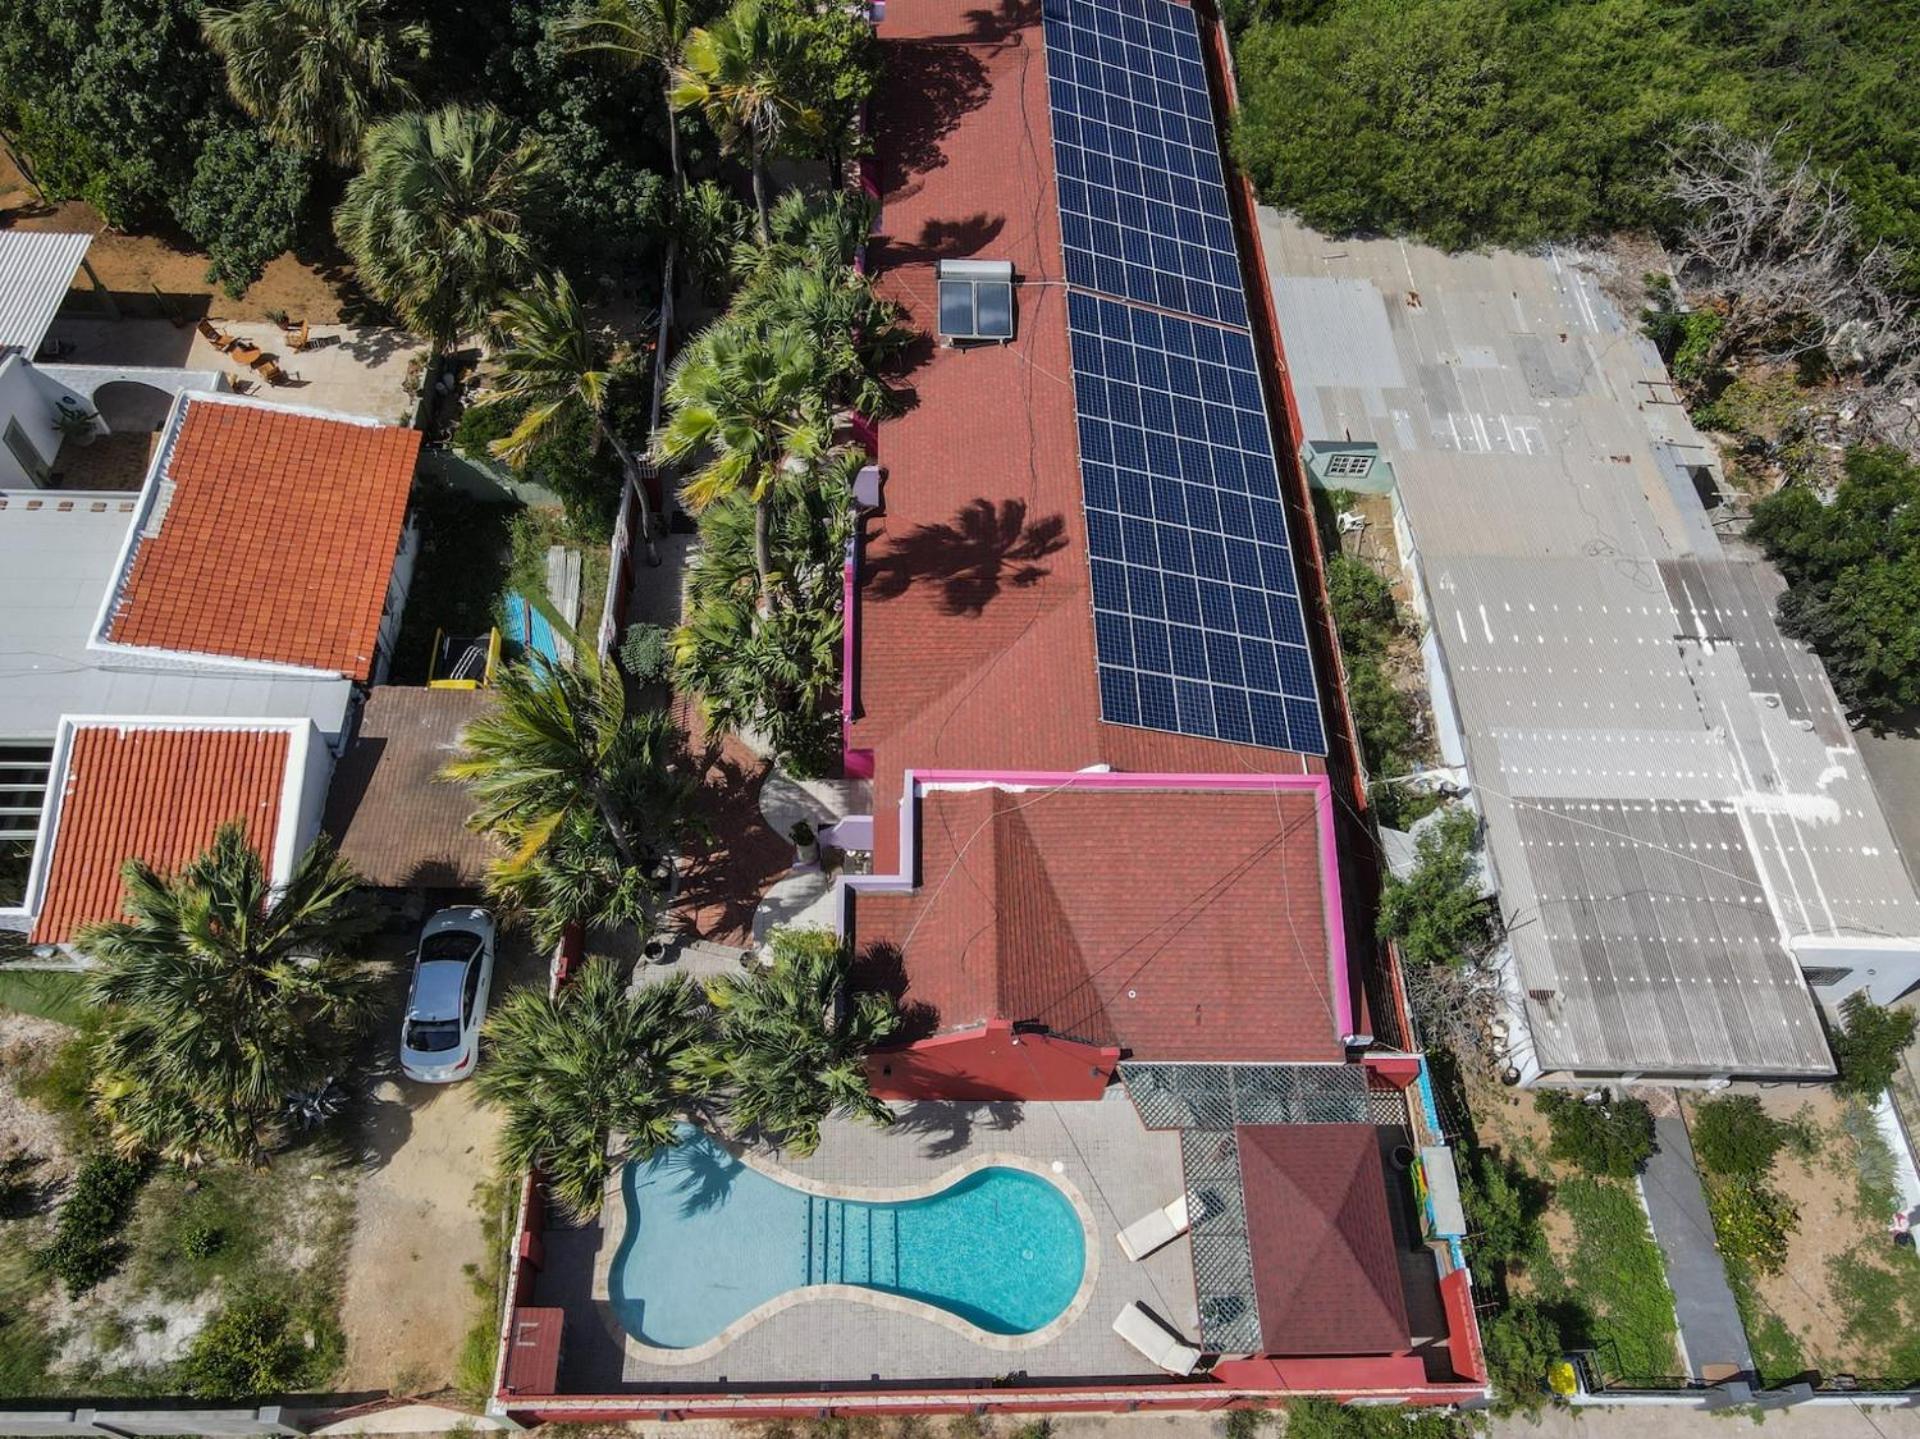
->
[47,315,419,423]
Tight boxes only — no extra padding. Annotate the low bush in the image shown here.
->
[1706,1176,1799,1278]
[37,1152,149,1296]
[618,623,672,685]
[1691,1095,1786,1178]
[179,1293,336,1398]
[1377,806,1495,967]
[1537,1088,1654,1179]
[1831,992,1919,1099]
[1327,552,1399,656]
[1461,1148,1546,1272]
[1482,1294,1562,1415]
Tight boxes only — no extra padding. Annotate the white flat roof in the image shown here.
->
[0,491,351,740]
[0,232,91,358]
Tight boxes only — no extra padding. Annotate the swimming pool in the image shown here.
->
[610,1129,1088,1350]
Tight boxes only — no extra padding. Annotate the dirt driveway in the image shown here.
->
[337,928,546,1394]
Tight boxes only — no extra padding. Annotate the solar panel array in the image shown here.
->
[1043,0,1326,754]
[1043,0,1247,327]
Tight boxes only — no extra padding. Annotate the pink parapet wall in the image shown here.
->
[845,768,1359,1045]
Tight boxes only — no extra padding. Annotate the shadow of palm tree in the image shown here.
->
[864,498,1068,616]
[874,41,992,195]
[892,1100,1027,1159]
[654,1133,745,1216]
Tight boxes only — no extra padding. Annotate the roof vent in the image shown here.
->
[937,259,1015,344]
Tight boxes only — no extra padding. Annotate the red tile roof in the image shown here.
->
[107,398,419,681]
[30,724,291,944]
[1239,1124,1412,1357]
[851,785,1341,1061]
[855,0,1321,863]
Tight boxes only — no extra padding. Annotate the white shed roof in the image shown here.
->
[0,231,91,358]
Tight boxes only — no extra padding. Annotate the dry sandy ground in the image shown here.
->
[338,1074,505,1394]
[3,153,366,325]
[0,1009,76,1184]
[337,933,547,1394]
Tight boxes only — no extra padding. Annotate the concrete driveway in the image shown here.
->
[336,928,545,1394]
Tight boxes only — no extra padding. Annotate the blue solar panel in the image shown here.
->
[1043,0,1246,326]
[1067,291,1324,754]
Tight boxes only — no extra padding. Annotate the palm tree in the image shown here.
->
[78,824,379,1166]
[477,960,713,1220]
[485,271,661,565]
[334,105,550,356]
[732,258,909,421]
[656,319,831,598]
[706,925,900,1156]
[669,0,819,243]
[201,0,430,167]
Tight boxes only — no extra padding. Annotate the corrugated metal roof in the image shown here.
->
[1260,210,1920,1077]
[0,232,91,357]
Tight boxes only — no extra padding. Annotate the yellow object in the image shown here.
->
[428,627,502,689]
[1549,1359,1578,1397]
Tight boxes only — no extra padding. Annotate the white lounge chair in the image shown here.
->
[1116,1192,1191,1261]
[1112,1301,1203,1376]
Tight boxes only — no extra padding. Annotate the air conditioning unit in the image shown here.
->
[937,259,1015,344]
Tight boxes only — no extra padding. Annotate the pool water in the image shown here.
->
[611,1129,1086,1348]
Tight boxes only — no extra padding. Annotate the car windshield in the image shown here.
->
[405,1019,463,1053]
[420,930,480,963]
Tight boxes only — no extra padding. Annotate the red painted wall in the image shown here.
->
[867,1019,1120,1101]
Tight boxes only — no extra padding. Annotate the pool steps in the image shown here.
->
[804,1194,903,1288]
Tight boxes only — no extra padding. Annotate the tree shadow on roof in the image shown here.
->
[864,497,1068,617]
[874,213,1007,268]
[875,40,992,193]
[853,940,942,1040]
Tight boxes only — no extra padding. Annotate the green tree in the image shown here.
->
[1326,552,1399,657]
[171,121,311,297]
[669,0,819,242]
[1690,1094,1786,1178]
[1537,1087,1656,1179]
[200,0,429,166]
[759,0,880,186]
[557,0,706,195]
[333,104,550,356]
[1481,1295,1562,1416]
[1747,448,1920,726]
[484,270,661,562]
[658,318,832,599]
[444,646,686,882]
[729,251,909,421]
[1829,991,1918,1099]
[179,1293,335,1398]
[706,925,900,1156]
[1460,1148,1544,1270]
[476,958,711,1219]
[77,824,379,1166]
[1376,805,1494,967]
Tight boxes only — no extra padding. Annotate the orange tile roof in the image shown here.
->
[30,725,291,944]
[107,398,420,681]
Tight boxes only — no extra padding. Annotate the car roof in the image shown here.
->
[408,959,468,1020]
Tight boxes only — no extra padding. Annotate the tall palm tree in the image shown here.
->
[201,0,430,167]
[334,105,550,356]
[706,925,900,1156]
[669,0,819,243]
[732,258,909,420]
[485,271,661,565]
[656,319,831,598]
[444,648,681,878]
[78,825,380,1167]
[477,960,713,1220]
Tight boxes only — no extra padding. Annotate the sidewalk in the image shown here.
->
[1639,1112,1755,1381]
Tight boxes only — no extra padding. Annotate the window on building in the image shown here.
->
[0,740,53,908]
[1325,450,1375,479]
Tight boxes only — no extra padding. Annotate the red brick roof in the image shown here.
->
[1239,1124,1412,1357]
[30,725,291,944]
[107,398,419,680]
[850,786,1340,1061]
[854,0,1321,863]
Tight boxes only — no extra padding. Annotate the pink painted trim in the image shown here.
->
[845,769,1355,1041]
[842,543,857,725]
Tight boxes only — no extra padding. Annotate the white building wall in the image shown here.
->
[0,354,61,487]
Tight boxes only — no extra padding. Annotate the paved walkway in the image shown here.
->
[1640,1113,1754,1381]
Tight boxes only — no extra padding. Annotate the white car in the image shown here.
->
[399,907,496,1083]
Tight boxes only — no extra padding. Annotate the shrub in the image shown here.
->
[36,1152,150,1297]
[1706,1177,1798,1278]
[1830,992,1918,1099]
[178,1294,327,1398]
[1377,805,1494,967]
[1691,1095,1786,1178]
[618,623,672,685]
[1482,1295,1562,1415]
[1326,552,1398,657]
[1537,1088,1655,1178]
[180,1217,226,1260]
[1461,1149,1544,1270]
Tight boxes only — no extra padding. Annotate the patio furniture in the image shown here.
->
[1112,1302,1203,1376]
[228,342,262,365]
[286,319,310,351]
[252,356,288,385]
[195,319,221,343]
[1116,1193,1190,1262]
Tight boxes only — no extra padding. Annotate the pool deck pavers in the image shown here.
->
[532,1090,1195,1391]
